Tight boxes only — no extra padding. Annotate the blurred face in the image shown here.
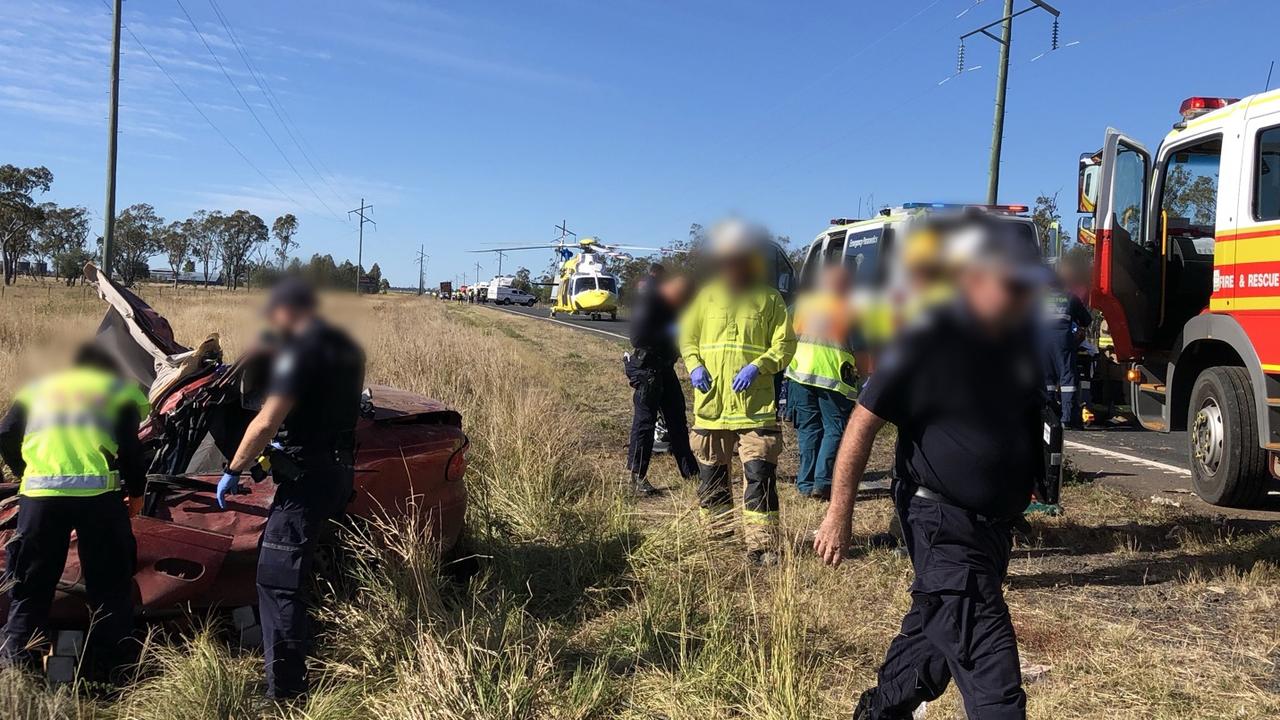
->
[659,276,692,308]
[819,265,850,295]
[719,253,755,291]
[266,305,312,337]
[960,265,1035,330]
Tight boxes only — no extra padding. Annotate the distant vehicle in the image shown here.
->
[489,281,537,306]
[440,280,453,299]
[1076,91,1280,507]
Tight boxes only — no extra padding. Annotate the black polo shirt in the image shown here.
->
[859,302,1043,519]
[269,318,366,462]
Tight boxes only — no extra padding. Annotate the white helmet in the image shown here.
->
[708,217,771,258]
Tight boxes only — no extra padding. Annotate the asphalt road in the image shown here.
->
[482,301,1280,520]
[485,302,631,342]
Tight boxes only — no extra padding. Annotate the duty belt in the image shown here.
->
[911,484,996,523]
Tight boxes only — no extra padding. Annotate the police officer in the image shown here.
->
[1042,265,1092,429]
[625,269,698,495]
[814,216,1047,719]
[0,344,149,678]
[215,277,365,700]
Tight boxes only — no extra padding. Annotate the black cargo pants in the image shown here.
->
[257,464,351,699]
[2,492,136,676]
[624,356,698,480]
[866,481,1027,719]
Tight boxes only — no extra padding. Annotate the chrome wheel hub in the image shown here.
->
[1191,398,1224,475]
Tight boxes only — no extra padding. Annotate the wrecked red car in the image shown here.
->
[0,266,467,622]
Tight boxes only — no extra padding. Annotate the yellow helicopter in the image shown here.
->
[472,231,668,321]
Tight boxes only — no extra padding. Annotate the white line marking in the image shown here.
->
[1064,439,1191,476]
[485,305,630,340]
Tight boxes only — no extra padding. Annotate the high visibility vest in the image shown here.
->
[679,281,796,430]
[13,367,150,498]
[786,291,859,398]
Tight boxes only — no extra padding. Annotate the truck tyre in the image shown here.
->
[1188,366,1269,507]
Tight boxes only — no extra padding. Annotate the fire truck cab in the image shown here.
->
[1080,90,1280,506]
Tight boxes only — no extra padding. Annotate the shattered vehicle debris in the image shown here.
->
[0,265,467,623]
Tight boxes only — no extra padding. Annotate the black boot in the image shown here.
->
[631,473,659,497]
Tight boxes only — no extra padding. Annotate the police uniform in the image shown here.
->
[678,279,795,553]
[625,281,698,482]
[855,303,1041,719]
[258,318,364,698]
[1041,287,1092,425]
[0,366,150,674]
[785,289,861,498]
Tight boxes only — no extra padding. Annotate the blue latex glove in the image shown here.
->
[216,471,245,510]
[690,366,712,392]
[732,364,760,392]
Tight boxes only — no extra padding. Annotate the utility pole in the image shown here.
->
[960,0,1060,204]
[102,0,123,278]
[413,245,429,296]
[347,198,375,293]
[555,219,576,243]
[474,262,483,286]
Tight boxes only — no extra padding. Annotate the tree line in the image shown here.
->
[0,164,387,292]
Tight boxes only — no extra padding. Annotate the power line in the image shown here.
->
[100,0,304,210]
[203,0,350,209]
[172,0,344,221]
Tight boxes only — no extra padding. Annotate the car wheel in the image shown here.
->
[1188,366,1268,507]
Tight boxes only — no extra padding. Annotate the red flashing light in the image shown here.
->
[1179,96,1238,121]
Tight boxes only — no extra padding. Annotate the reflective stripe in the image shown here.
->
[1059,385,1076,392]
[785,369,853,396]
[22,473,117,491]
[26,412,114,435]
[743,509,778,525]
[699,342,768,354]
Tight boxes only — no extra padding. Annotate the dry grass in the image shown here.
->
[0,281,1278,718]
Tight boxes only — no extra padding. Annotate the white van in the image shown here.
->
[491,285,537,306]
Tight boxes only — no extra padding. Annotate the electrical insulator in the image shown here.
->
[1051,18,1059,51]
[957,41,966,73]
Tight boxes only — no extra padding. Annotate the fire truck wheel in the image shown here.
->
[1188,366,1268,507]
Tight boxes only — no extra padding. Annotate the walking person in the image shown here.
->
[679,219,796,566]
[0,344,150,681]
[786,265,862,500]
[814,216,1048,719]
[215,278,365,700]
[625,271,698,495]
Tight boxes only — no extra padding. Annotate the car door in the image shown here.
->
[1088,128,1156,360]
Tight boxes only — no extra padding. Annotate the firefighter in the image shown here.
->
[215,278,365,700]
[0,344,149,678]
[679,219,796,566]
[625,272,698,495]
[814,215,1048,719]
[1042,264,1092,429]
[786,264,862,500]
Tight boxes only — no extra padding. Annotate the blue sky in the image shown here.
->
[0,0,1272,287]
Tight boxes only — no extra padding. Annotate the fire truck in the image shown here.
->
[1078,90,1280,506]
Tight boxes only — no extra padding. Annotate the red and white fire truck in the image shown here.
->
[1079,90,1280,506]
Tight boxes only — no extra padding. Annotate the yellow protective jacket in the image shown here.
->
[679,281,795,430]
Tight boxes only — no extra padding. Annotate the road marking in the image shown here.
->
[485,305,630,340]
[1064,439,1191,476]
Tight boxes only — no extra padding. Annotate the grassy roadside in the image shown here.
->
[1,285,1279,719]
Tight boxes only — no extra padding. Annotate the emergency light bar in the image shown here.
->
[900,202,1029,214]
[1179,96,1239,122]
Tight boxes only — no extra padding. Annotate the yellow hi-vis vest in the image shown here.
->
[13,367,150,498]
[785,291,859,399]
[679,280,796,430]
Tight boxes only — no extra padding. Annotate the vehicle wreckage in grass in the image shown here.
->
[0,265,468,624]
